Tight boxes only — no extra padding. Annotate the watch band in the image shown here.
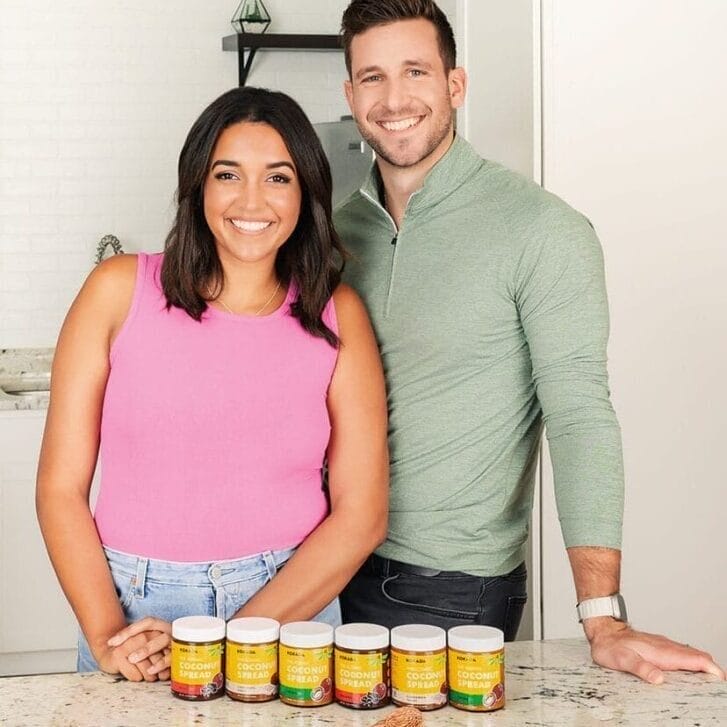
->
[576,594,628,623]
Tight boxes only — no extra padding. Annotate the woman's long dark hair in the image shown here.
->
[161,87,345,346]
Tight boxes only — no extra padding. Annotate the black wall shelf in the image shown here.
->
[222,33,343,86]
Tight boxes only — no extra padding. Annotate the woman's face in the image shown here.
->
[203,121,302,268]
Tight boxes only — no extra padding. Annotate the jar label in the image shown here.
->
[448,648,505,710]
[171,641,224,699]
[279,645,333,704]
[391,650,447,707]
[226,642,278,697]
[334,649,389,708]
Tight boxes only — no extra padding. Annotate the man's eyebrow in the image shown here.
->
[355,59,435,79]
[355,65,384,79]
[402,58,434,70]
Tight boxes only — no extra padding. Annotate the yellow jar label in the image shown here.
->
[279,644,333,704]
[171,641,224,699]
[225,641,278,697]
[448,648,505,710]
[391,649,447,707]
[334,649,389,707]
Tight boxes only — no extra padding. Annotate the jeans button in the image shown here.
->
[210,565,222,580]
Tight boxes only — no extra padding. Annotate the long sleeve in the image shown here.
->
[514,203,625,548]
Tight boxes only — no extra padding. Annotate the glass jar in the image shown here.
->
[226,617,280,702]
[279,621,334,707]
[447,625,505,711]
[334,623,389,709]
[171,616,225,701]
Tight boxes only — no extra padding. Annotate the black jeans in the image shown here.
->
[340,555,527,641]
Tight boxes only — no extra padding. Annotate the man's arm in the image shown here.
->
[568,546,725,682]
[514,200,724,682]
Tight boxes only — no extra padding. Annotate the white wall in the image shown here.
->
[540,0,727,665]
[461,0,537,178]
[4,0,450,348]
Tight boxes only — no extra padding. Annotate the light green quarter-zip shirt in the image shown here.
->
[334,136,624,576]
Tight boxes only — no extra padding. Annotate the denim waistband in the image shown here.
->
[103,544,297,588]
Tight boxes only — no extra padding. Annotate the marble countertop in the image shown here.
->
[1,639,724,726]
[0,348,52,410]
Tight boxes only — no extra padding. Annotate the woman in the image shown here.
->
[36,87,389,683]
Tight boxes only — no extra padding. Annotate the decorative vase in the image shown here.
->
[231,0,271,34]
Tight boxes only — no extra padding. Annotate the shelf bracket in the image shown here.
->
[223,33,342,87]
[239,47,259,86]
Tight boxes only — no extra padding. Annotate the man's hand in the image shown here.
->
[586,617,726,684]
[107,617,172,679]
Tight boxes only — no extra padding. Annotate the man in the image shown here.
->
[333,0,725,684]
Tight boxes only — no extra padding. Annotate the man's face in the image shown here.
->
[344,18,466,170]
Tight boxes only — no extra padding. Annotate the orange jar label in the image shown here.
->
[171,640,224,699]
[334,648,389,708]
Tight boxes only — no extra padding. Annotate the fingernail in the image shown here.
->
[129,652,141,664]
[107,637,119,646]
[649,670,664,684]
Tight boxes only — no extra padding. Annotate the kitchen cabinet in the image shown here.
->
[0,411,78,675]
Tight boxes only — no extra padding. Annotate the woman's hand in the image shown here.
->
[106,617,173,680]
[95,629,166,682]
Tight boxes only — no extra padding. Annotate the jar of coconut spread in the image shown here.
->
[279,621,334,707]
[390,624,447,710]
[334,623,389,709]
[225,617,280,702]
[447,625,505,711]
[171,616,225,701]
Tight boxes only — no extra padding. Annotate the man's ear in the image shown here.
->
[449,66,467,109]
[343,79,355,116]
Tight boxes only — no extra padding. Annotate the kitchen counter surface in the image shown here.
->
[0,348,52,410]
[1,639,724,726]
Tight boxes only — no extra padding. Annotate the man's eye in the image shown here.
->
[409,69,425,77]
[362,75,381,83]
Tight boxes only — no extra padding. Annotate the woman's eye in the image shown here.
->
[269,174,291,184]
[215,171,237,180]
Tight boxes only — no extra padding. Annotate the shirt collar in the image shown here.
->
[359,134,484,215]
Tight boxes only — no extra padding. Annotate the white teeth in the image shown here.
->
[230,219,272,232]
[380,117,421,131]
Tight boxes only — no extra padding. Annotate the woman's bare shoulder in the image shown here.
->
[76,254,139,333]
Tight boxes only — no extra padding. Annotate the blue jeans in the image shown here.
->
[78,545,341,671]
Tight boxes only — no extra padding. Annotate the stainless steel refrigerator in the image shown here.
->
[313,117,374,208]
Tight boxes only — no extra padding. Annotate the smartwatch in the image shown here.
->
[576,594,628,624]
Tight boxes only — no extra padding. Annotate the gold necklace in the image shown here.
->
[207,280,282,316]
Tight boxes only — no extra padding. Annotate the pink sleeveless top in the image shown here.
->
[94,253,339,561]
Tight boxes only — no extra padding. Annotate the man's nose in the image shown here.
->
[383,78,411,113]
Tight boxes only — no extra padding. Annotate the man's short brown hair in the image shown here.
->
[341,0,457,77]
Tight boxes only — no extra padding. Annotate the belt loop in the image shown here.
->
[262,551,277,581]
[134,557,148,599]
